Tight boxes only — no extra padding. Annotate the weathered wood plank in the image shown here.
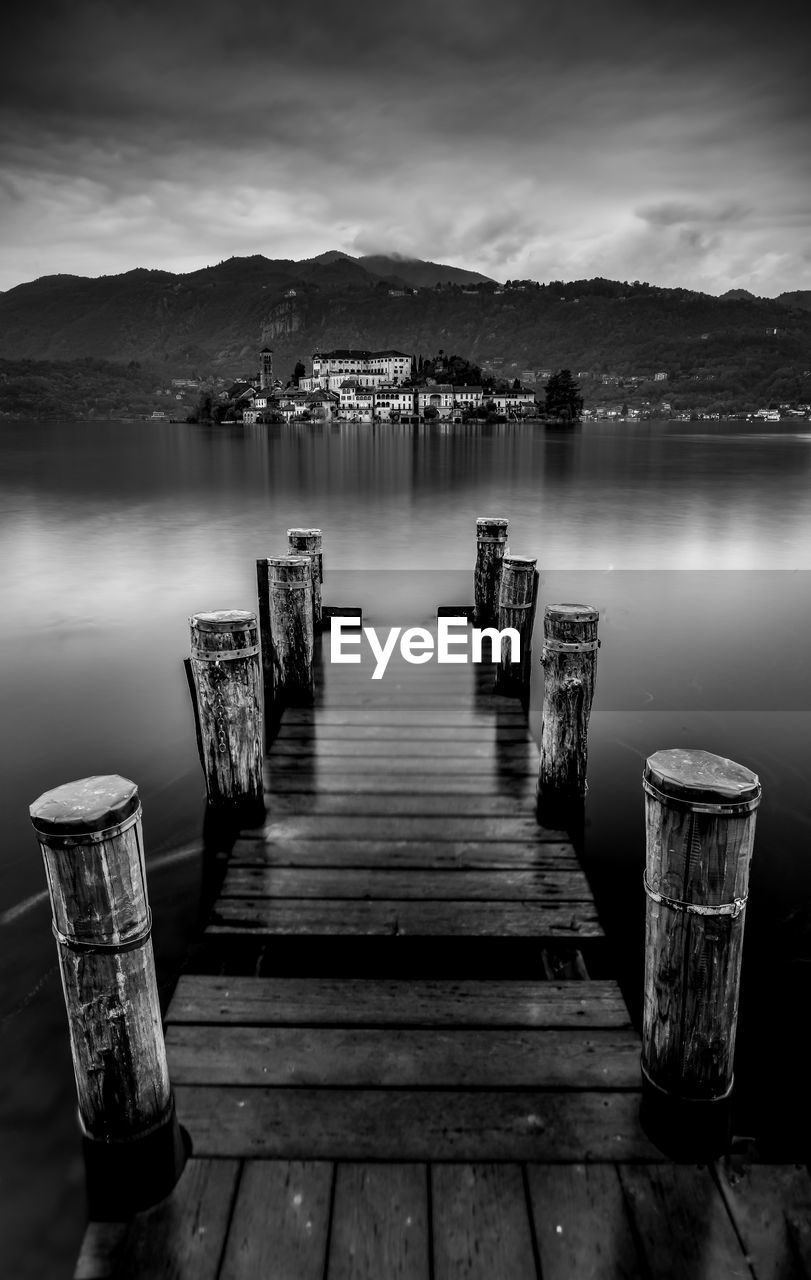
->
[262,792,538,818]
[264,762,537,783]
[431,1164,538,1280]
[715,1160,811,1280]
[282,708,528,726]
[74,1222,127,1280]
[166,976,632,1029]
[220,867,593,901]
[208,898,603,938]
[254,815,546,842]
[229,838,577,868]
[173,1087,658,1161]
[268,738,536,759]
[166,1026,641,1088]
[329,1164,429,1280]
[273,725,530,742]
[282,706,524,727]
[527,1163,641,1279]
[218,1160,332,1280]
[315,691,523,708]
[110,1158,240,1280]
[619,1164,751,1279]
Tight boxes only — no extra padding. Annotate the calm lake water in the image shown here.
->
[2,417,810,1276]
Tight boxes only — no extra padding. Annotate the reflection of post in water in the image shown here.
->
[491,696,534,805]
[542,432,579,485]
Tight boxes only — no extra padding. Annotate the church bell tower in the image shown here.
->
[260,347,273,390]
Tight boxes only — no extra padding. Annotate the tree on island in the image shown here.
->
[292,360,306,387]
[543,369,583,421]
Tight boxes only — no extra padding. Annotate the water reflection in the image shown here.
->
[2,416,811,1274]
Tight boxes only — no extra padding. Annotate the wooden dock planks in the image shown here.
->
[75,1158,811,1279]
[72,628,811,1278]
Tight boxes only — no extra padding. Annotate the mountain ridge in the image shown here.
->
[0,256,809,414]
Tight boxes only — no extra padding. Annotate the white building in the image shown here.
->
[490,390,536,417]
[304,349,414,391]
[417,385,455,418]
[374,386,415,420]
[452,386,484,412]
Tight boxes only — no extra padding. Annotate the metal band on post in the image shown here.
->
[30,775,186,1217]
[640,748,761,1157]
[190,643,260,661]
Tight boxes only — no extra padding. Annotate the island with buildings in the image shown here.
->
[225,348,543,424]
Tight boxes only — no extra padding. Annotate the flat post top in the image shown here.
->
[645,749,760,807]
[30,775,140,836]
[191,610,256,632]
[476,517,509,538]
[545,603,599,623]
[502,555,537,569]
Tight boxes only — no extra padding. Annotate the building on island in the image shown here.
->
[417,385,455,417]
[301,349,414,392]
[236,347,539,424]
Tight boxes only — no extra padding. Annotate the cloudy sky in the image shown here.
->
[2,0,809,295]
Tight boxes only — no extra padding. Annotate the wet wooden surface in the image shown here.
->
[74,626,811,1277]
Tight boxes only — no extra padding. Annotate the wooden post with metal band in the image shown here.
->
[259,554,315,710]
[474,517,509,627]
[29,776,187,1218]
[538,603,600,813]
[189,610,264,817]
[641,748,761,1157]
[287,527,323,630]
[495,554,538,698]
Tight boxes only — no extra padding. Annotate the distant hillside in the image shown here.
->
[356,254,495,288]
[777,291,811,312]
[1,261,810,412]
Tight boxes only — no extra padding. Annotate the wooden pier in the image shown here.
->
[71,619,811,1278]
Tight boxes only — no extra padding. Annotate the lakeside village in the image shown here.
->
[155,347,810,426]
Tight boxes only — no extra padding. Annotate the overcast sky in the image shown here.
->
[2,0,809,295]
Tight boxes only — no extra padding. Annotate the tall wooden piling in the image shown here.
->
[259,555,315,708]
[495,554,538,698]
[474,517,509,626]
[538,603,599,805]
[641,748,761,1157]
[288,527,323,629]
[189,610,263,814]
[30,776,186,1217]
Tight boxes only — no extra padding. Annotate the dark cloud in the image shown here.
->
[1,0,809,292]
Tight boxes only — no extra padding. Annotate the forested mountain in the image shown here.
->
[1,257,810,413]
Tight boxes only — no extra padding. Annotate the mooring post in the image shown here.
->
[538,603,599,810]
[189,610,264,816]
[287,527,323,630]
[29,775,186,1219]
[495,554,538,698]
[474,516,509,626]
[641,748,761,1158]
[260,554,315,708]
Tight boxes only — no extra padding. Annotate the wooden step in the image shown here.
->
[166,1025,641,1088]
[208,898,603,938]
[166,976,632,1029]
[220,867,593,902]
[230,837,577,869]
[174,1086,657,1161]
